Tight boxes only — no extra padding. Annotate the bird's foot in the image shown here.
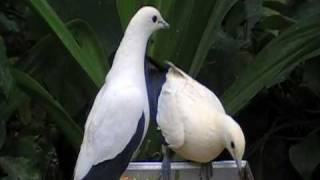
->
[199,162,213,180]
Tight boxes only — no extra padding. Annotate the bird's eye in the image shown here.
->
[231,141,235,149]
[152,15,157,23]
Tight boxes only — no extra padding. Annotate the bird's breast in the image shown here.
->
[173,122,225,163]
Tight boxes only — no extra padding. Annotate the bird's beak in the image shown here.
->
[159,20,170,29]
[235,159,243,178]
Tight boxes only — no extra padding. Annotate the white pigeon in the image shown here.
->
[146,61,245,179]
[74,6,169,180]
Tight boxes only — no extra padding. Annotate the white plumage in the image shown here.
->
[74,6,169,180]
[156,63,245,164]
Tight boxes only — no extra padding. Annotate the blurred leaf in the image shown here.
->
[117,0,225,73]
[0,36,13,97]
[222,13,320,115]
[26,0,122,59]
[68,19,109,73]
[244,0,264,36]
[258,15,295,30]
[189,0,238,77]
[20,20,99,117]
[303,60,320,97]
[21,19,107,76]
[290,1,320,20]
[263,1,289,14]
[197,31,252,96]
[11,69,82,150]
[150,0,196,69]
[26,0,105,87]
[224,1,246,36]
[289,133,320,180]
[0,156,41,180]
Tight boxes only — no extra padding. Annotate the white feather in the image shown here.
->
[157,64,231,162]
[73,7,170,180]
[74,84,147,180]
[74,6,169,179]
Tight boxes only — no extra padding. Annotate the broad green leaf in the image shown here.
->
[189,0,238,77]
[26,0,122,60]
[116,0,220,73]
[0,36,13,97]
[150,0,195,68]
[263,1,288,14]
[0,156,41,180]
[21,19,107,77]
[19,20,100,117]
[26,0,105,87]
[68,19,109,73]
[146,0,220,72]
[289,133,320,180]
[222,14,320,114]
[11,69,82,150]
[258,15,295,30]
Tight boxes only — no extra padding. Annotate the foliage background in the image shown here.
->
[0,0,320,179]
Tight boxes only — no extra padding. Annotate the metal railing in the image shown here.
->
[123,161,254,180]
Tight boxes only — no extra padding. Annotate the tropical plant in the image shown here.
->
[0,0,319,179]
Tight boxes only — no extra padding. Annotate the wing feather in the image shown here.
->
[74,85,145,180]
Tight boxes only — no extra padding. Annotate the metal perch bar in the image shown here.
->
[123,161,254,180]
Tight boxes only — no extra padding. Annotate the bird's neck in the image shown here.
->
[215,113,236,146]
[108,25,151,86]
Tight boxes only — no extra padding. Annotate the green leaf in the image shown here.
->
[263,1,288,14]
[150,0,196,69]
[222,14,320,115]
[26,0,105,87]
[11,69,82,150]
[258,15,295,30]
[0,156,41,180]
[0,36,13,97]
[188,0,238,77]
[289,133,320,180]
[68,19,109,73]
[20,18,107,81]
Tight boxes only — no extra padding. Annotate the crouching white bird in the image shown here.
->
[146,60,245,180]
[73,7,169,180]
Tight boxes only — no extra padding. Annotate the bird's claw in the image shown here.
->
[199,162,213,180]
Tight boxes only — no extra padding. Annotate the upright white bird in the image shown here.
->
[74,7,169,180]
[146,61,245,180]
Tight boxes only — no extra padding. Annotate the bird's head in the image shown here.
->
[222,115,246,174]
[128,6,169,36]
